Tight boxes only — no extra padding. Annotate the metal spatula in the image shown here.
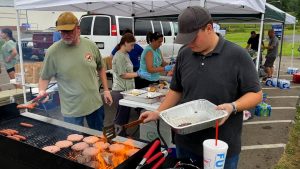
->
[103,118,145,143]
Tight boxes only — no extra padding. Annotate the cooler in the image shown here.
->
[293,73,300,83]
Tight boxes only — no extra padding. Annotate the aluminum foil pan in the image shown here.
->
[159,99,228,135]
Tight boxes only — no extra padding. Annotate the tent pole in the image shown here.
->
[256,13,264,71]
[276,23,285,80]
[291,22,296,67]
[16,10,28,107]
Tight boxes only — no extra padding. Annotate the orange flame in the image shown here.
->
[93,138,138,169]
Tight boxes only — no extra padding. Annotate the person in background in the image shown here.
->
[139,6,262,169]
[138,32,174,88]
[38,12,113,131]
[0,28,18,81]
[53,21,62,42]
[246,31,264,65]
[0,38,4,74]
[110,29,144,88]
[262,29,279,80]
[246,31,260,51]
[111,33,149,136]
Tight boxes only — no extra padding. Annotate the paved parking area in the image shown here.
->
[238,57,300,169]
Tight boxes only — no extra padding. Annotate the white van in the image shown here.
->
[79,14,134,57]
[79,14,181,59]
[134,19,182,59]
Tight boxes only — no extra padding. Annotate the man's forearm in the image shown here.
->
[157,89,182,112]
[38,78,50,91]
[99,67,109,91]
[235,90,262,112]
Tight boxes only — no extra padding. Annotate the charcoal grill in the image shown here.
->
[0,103,165,169]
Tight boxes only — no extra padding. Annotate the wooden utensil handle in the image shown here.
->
[123,119,144,129]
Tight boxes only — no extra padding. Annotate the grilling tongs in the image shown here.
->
[103,118,145,143]
[17,93,48,109]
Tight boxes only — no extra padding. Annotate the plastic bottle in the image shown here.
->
[9,96,15,103]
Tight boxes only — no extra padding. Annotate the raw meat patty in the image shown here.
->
[109,144,125,154]
[67,134,84,142]
[55,140,73,148]
[82,147,99,156]
[42,145,61,153]
[83,136,99,144]
[71,142,89,151]
[93,141,110,150]
[76,155,91,164]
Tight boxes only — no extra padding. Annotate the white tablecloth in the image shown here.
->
[119,99,160,111]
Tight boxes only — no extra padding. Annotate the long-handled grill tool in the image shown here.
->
[136,139,161,169]
[103,118,145,143]
[17,93,48,109]
[147,148,171,169]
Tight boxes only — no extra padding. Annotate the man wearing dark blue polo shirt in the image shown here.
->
[139,6,262,169]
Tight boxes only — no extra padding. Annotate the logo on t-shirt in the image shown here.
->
[84,53,93,62]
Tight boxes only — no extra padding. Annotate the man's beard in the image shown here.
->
[63,40,73,45]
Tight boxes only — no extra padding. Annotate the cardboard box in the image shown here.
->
[15,62,43,84]
[103,57,112,70]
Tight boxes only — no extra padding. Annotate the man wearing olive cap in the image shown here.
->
[38,12,113,131]
[140,6,262,168]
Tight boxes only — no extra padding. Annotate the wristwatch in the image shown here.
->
[231,102,237,114]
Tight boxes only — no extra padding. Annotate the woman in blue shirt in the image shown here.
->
[139,32,173,88]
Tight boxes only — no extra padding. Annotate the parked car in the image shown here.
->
[20,37,33,60]
[32,31,54,61]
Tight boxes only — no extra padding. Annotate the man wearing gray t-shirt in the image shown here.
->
[263,29,279,79]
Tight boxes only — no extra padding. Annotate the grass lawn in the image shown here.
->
[224,31,300,57]
[273,107,300,169]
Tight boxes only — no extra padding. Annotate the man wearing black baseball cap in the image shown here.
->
[140,6,262,168]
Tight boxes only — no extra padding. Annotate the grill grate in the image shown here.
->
[0,115,88,160]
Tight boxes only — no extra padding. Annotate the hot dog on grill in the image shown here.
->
[20,122,34,128]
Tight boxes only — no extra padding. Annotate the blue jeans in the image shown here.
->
[176,145,239,169]
[63,106,105,131]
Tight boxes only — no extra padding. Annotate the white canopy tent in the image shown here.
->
[15,0,265,16]
[0,0,13,7]
[13,0,266,104]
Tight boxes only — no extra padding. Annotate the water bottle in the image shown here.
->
[276,79,290,89]
[9,96,15,103]
[287,67,299,75]
[265,78,273,86]
[262,93,267,102]
[272,78,278,87]
[255,102,271,117]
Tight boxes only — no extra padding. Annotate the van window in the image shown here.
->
[173,22,178,36]
[152,21,162,34]
[135,20,152,36]
[93,16,110,35]
[118,18,133,35]
[80,17,93,35]
[162,22,172,36]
